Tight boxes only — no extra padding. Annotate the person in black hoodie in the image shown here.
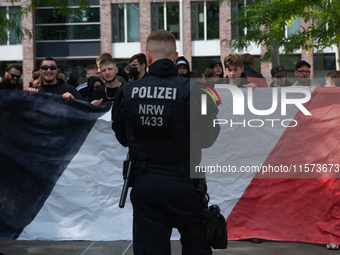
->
[26,57,83,101]
[174,56,190,78]
[209,58,224,78]
[112,29,220,255]
[83,76,104,102]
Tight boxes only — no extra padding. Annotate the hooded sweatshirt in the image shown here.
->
[174,56,190,78]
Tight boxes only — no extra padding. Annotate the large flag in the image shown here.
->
[0,90,130,240]
[0,88,339,244]
[202,86,340,245]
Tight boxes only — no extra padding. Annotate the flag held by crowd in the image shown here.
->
[0,88,339,244]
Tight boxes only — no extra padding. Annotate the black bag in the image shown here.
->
[191,205,228,249]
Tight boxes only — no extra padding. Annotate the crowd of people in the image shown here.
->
[1,40,339,252]
[1,51,340,102]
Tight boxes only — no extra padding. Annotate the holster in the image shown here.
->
[191,205,228,249]
[190,179,228,250]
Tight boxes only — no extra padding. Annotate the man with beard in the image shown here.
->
[27,57,83,101]
[0,64,22,90]
[292,60,320,86]
[91,58,121,106]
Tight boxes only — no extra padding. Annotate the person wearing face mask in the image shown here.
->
[128,53,147,81]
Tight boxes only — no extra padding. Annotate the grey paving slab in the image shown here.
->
[0,240,336,255]
[82,241,132,255]
[0,240,91,255]
[213,240,331,255]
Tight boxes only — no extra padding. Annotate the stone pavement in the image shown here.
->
[0,240,336,255]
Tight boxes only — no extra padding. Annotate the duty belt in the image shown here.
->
[133,162,198,184]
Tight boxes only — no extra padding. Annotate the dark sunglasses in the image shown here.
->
[41,65,57,71]
[9,73,21,79]
[33,76,40,80]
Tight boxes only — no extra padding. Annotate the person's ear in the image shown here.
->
[172,52,179,63]
[146,51,153,66]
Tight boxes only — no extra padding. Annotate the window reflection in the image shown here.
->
[36,25,100,40]
[151,3,179,39]
[35,7,100,41]
[36,8,99,24]
[112,4,140,42]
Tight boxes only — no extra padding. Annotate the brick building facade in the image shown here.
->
[0,0,335,88]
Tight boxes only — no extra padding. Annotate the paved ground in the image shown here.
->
[0,240,336,255]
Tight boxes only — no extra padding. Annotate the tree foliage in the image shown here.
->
[221,0,340,61]
[0,0,89,45]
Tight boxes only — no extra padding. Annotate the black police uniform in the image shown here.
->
[112,58,220,255]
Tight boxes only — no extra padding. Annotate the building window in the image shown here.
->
[151,2,179,39]
[231,0,259,39]
[0,7,22,45]
[286,18,300,37]
[191,1,219,40]
[231,0,245,39]
[314,53,335,86]
[35,7,100,41]
[112,4,140,43]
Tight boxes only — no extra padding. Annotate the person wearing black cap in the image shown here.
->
[209,58,224,78]
[270,65,292,87]
[292,60,319,86]
[174,56,190,78]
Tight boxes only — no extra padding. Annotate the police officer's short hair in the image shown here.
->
[146,29,176,47]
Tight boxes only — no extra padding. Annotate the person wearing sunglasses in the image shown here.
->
[292,60,320,87]
[26,57,83,101]
[0,64,22,90]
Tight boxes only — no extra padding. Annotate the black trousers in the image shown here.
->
[130,176,212,255]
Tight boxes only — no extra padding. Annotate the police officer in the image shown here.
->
[112,29,220,255]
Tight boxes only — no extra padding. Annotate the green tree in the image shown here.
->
[0,0,89,45]
[222,0,340,62]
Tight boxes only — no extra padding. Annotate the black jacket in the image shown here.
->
[112,59,220,167]
[270,79,293,87]
[38,78,84,100]
[0,81,17,90]
[243,64,264,79]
